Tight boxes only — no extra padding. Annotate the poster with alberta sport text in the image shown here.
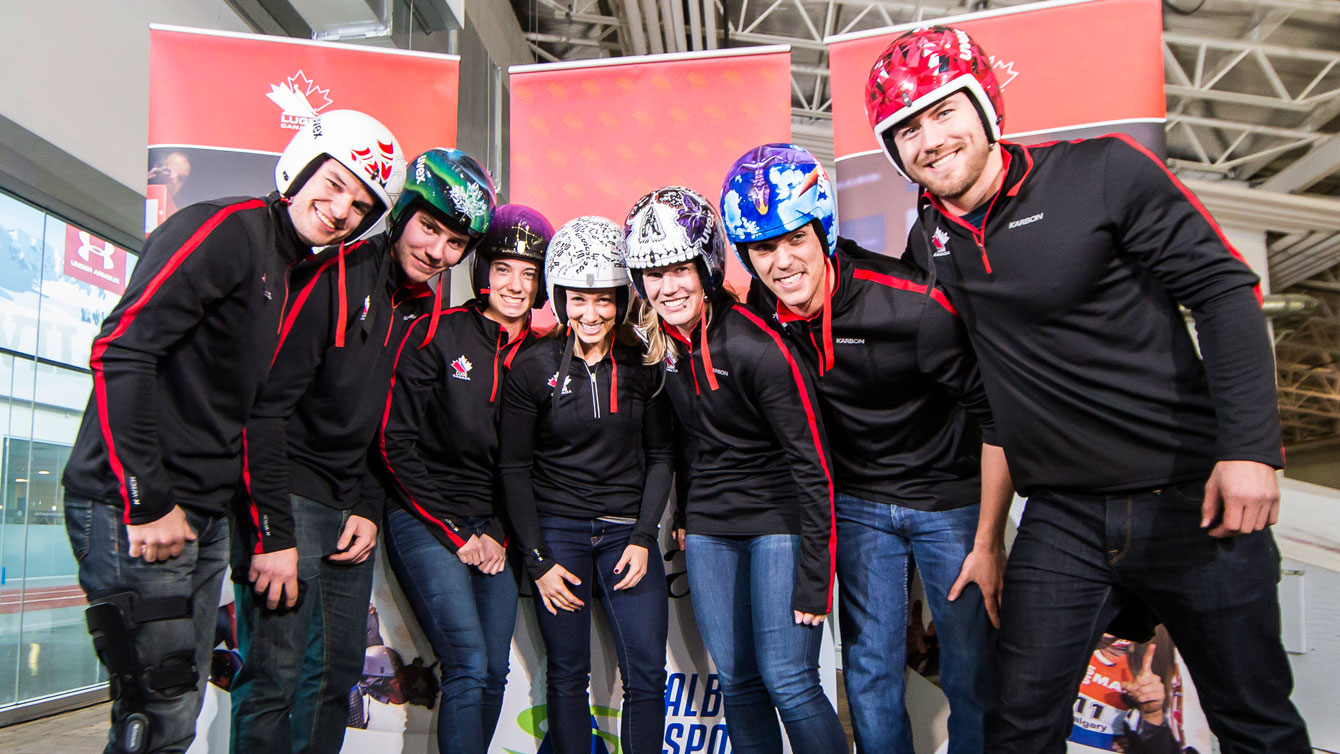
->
[148,25,461,754]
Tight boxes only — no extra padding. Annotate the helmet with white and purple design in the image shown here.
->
[623,186,729,299]
[719,143,837,276]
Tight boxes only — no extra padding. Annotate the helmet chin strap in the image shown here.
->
[552,328,577,414]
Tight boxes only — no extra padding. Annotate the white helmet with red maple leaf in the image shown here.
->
[274,109,407,242]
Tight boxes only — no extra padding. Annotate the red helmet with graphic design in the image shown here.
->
[274,109,407,242]
[864,25,1004,180]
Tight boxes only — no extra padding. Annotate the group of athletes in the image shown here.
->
[63,24,1310,754]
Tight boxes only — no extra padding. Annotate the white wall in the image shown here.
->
[0,1,249,196]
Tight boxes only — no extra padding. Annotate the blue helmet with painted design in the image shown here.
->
[719,143,837,276]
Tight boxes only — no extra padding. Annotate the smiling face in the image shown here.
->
[393,209,471,284]
[565,288,618,349]
[889,91,1005,216]
[486,257,539,323]
[641,262,705,336]
[286,159,378,248]
[745,222,828,318]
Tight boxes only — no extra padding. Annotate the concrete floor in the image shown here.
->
[0,701,109,753]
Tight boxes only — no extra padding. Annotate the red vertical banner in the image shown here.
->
[147,25,459,232]
[508,47,793,302]
[825,0,1165,254]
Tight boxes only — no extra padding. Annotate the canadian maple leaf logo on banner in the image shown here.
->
[988,56,1020,88]
[267,70,334,130]
[349,141,397,188]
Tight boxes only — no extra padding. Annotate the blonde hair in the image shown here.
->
[636,288,737,366]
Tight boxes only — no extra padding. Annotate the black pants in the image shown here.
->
[987,479,1311,754]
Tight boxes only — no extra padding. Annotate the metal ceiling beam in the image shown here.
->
[1260,133,1340,192]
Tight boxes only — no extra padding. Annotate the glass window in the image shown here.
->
[0,187,128,712]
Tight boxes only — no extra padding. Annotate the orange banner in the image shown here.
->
[147,26,458,231]
[827,0,1164,160]
[509,47,792,297]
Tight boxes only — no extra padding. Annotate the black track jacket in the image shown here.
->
[498,338,674,580]
[242,237,435,553]
[662,302,837,615]
[905,136,1282,495]
[63,193,316,523]
[380,300,538,553]
[749,238,997,511]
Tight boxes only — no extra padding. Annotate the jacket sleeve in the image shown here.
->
[89,200,264,524]
[740,311,837,615]
[497,354,554,580]
[243,260,335,552]
[1102,136,1282,467]
[915,296,999,445]
[352,446,387,524]
[631,374,673,550]
[379,318,472,553]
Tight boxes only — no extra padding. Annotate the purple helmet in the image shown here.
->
[623,186,729,299]
[472,204,554,308]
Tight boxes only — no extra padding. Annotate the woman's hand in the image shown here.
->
[612,544,649,590]
[455,534,483,566]
[535,564,584,614]
[794,611,827,626]
[476,534,507,576]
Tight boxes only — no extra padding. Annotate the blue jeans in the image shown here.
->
[230,495,376,754]
[686,533,847,754]
[532,516,668,754]
[65,496,229,754]
[835,494,993,754]
[989,480,1311,754]
[383,508,519,754]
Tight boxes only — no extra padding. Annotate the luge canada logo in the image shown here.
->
[547,373,573,395]
[267,70,333,130]
[451,355,472,381]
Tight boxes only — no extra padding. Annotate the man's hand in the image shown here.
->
[948,544,1005,628]
[249,547,300,610]
[1122,643,1165,725]
[794,611,827,626]
[535,564,584,615]
[329,515,377,564]
[673,528,687,552]
[476,534,506,575]
[126,505,197,563]
[456,534,483,566]
[1201,460,1280,538]
[611,544,648,591]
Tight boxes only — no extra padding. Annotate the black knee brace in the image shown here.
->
[85,591,197,753]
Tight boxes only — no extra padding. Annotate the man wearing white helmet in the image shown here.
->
[61,109,404,754]
[232,148,488,754]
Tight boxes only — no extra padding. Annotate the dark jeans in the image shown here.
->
[532,516,668,754]
[686,533,847,754]
[383,508,519,754]
[65,496,229,754]
[989,480,1311,754]
[835,494,993,754]
[230,495,376,754]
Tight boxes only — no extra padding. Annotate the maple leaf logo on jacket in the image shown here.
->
[932,227,951,257]
[547,372,573,395]
[451,355,472,381]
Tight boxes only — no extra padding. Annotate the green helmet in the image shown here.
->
[389,148,497,247]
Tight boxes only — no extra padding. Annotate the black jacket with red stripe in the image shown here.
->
[498,337,674,580]
[63,193,316,523]
[242,236,436,553]
[748,238,997,511]
[662,300,836,615]
[380,300,539,554]
[905,136,1282,495]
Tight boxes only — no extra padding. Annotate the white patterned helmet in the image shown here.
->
[545,216,632,324]
[273,109,407,243]
[623,186,729,299]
